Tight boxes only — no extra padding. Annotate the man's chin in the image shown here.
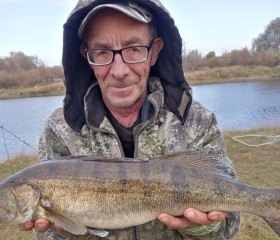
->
[106,96,142,110]
[109,85,135,96]
[110,100,136,108]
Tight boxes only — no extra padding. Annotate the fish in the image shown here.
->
[0,151,279,238]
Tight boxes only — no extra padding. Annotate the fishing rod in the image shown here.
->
[0,124,38,152]
[1,124,38,173]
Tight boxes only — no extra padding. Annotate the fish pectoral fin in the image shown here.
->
[87,228,109,237]
[263,217,280,237]
[42,206,87,235]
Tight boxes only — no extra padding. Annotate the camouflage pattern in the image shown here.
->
[36,78,240,240]
[71,0,170,18]
[36,0,240,239]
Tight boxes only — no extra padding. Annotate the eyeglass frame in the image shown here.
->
[84,40,154,66]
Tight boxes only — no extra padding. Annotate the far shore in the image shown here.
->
[1,65,280,100]
[1,76,279,100]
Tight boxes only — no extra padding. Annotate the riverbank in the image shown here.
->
[0,81,65,100]
[0,127,279,240]
[186,65,280,85]
[0,66,279,99]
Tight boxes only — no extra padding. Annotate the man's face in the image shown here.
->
[84,9,163,112]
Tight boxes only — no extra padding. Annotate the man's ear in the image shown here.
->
[80,45,87,60]
[150,37,164,66]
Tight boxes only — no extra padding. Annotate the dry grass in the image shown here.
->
[0,154,37,240]
[0,128,279,239]
[225,127,280,240]
[1,66,280,100]
[0,81,65,99]
[186,66,280,85]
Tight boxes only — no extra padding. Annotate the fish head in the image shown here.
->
[0,185,18,224]
[0,182,40,225]
[8,184,41,224]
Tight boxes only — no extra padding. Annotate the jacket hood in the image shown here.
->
[62,0,192,132]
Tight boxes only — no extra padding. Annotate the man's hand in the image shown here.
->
[19,219,63,233]
[158,208,228,229]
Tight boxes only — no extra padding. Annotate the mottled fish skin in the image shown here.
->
[0,151,280,236]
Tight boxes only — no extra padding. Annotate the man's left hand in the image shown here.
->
[158,208,228,229]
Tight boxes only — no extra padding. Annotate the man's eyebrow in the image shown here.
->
[89,42,110,49]
[89,37,147,49]
[122,37,146,46]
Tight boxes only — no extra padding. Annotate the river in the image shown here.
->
[0,80,280,161]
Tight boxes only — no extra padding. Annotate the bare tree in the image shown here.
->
[252,17,280,52]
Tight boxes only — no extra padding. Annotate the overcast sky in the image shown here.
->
[0,0,279,66]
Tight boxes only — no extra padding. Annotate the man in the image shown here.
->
[20,0,240,239]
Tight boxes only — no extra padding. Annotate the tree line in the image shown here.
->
[0,51,63,89]
[0,17,279,89]
[183,17,280,70]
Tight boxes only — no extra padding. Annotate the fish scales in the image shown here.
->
[0,151,279,237]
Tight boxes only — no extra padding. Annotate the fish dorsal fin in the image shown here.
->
[81,156,146,163]
[41,205,87,235]
[42,155,145,163]
[153,151,229,176]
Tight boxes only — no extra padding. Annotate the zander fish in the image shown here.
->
[0,151,279,237]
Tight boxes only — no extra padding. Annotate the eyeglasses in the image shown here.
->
[85,41,153,66]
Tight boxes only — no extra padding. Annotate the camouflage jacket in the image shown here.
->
[35,79,240,240]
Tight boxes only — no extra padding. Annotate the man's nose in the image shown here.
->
[109,53,130,79]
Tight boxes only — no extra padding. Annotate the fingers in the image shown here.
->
[19,221,35,231]
[158,209,229,229]
[184,208,228,226]
[158,213,191,229]
[184,208,212,226]
[208,210,229,222]
[34,218,52,232]
[53,225,64,232]
[34,219,64,232]
[19,218,51,233]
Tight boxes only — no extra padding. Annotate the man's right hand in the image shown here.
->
[19,219,63,233]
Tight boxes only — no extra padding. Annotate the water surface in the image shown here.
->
[1,80,280,161]
[193,80,280,130]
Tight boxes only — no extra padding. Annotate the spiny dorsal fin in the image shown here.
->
[42,155,145,163]
[81,157,146,163]
[152,151,229,176]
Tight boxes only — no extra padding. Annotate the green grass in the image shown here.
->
[0,128,279,239]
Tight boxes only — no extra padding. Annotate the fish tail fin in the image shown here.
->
[263,217,280,237]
